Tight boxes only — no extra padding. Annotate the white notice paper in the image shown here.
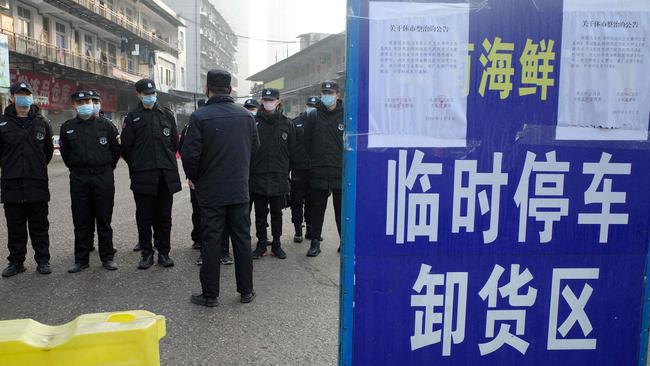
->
[557,0,650,141]
[368,2,470,148]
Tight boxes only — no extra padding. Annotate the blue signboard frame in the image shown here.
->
[339,0,650,365]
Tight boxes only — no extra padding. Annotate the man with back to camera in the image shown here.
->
[59,90,120,273]
[179,98,233,267]
[0,81,53,277]
[121,79,181,270]
[303,81,345,257]
[182,69,259,307]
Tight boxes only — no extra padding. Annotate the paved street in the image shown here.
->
[0,157,341,365]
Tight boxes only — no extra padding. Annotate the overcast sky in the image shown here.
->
[211,0,346,96]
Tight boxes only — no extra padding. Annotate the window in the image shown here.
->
[179,30,184,51]
[84,34,93,57]
[127,54,134,72]
[55,23,66,49]
[125,8,133,23]
[165,68,172,86]
[42,17,50,42]
[180,67,185,88]
[108,43,116,65]
[16,6,32,37]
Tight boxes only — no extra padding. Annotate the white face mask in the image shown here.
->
[263,100,278,112]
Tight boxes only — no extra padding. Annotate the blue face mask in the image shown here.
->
[93,103,101,115]
[321,94,336,107]
[77,104,94,118]
[305,107,316,113]
[15,95,33,108]
[142,94,157,106]
[250,111,257,117]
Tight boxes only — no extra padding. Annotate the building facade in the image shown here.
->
[165,0,237,96]
[0,0,187,131]
[247,32,345,118]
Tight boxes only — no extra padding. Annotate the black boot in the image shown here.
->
[251,240,268,260]
[2,263,26,278]
[306,239,321,257]
[293,224,303,243]
[132,243,142,252]
[158,254,175,268]
[138,252,154,269]
[271,240,287,259]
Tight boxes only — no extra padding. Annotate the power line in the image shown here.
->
[179,16,299,44]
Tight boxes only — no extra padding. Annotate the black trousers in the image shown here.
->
[70,169,116,264]
[4,202,50,265]
[134,177,173,255]
[251,193,285,242]
[290,170,311,227]
[190,188,229,254]
[200,203,253,298]
[309,188,342,240]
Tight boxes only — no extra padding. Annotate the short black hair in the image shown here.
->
[208,85,231,96]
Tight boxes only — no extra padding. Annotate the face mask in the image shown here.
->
[305,107,316,113]
[15,95,33,108]
[263,101,278,112]
[93,103,101,115]
[250,111,257,117]
[321,94,336,107]
[76,104,94,118]
[142,94,157,106]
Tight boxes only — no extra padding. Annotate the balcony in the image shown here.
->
[42,0,179,55]
[5,30,148,82]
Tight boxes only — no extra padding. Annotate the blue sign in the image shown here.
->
[340,1,650,365]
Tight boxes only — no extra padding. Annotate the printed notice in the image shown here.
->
[368,2,470,148]
[557,0,650,140]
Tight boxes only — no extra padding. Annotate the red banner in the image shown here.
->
[10,70,118,112]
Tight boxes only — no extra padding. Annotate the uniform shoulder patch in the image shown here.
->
[0,121,7,127]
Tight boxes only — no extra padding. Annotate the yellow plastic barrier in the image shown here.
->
[0,310,166,366]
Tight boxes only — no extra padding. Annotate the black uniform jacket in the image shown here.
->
[250,109,297,197]
[0,104,53,203]
[303,100,344,190]
[59,115,120,170]
[121,102,181,195]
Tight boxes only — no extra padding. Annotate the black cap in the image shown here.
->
[10,81,33,95]
[71,91,94,101]
[321,80,339,92]
[306,96,320,106]
[244,99,259,108]
[89,90,100,100]
[207,69,231,88]
[261,88,280,100]
[135,79,156,94]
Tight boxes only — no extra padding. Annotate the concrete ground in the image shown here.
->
[0,158,341,365]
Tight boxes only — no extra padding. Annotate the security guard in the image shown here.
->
[290,96,319,243]
[182,69,258,307]
[121,79,181,270]
[60,91,120,273]
[243,98,259,116]
[90,89,103,118]
[0,81,53,277]
[250,88,297,260]
[303,81,344,257]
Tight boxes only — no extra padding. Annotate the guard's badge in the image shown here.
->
[338,123,344,131]
[99,137,108,145]
[36,132,45,141]
[0,122,6,127]
[163,127,171,137]
[66,129,74,134]
[133,117,141,122]
[281,132,288,140]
